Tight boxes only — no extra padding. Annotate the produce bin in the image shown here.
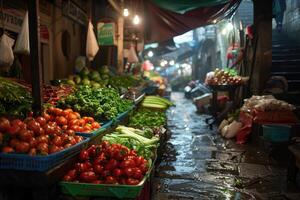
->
[60,176,147,199]
[0,138,89,172]
[116,105,135,122]
[262,124,291,142]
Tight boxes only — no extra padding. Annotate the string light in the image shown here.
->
[123,8,129,17]
[133,15,140,25]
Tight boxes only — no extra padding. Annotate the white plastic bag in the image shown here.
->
[218,119,229,133]
[222,120,243,139]
[86,21,99,61]
[127,45,139,63]
[14,12,30,54]
[0,33,15,68]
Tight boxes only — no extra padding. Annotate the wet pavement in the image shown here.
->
[152,92,300,200]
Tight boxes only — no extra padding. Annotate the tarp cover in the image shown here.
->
[144,0,241,43]
[151,0,231,14]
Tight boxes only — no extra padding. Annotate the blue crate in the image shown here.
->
[0,138,89,171]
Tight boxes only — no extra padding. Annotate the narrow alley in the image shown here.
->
[153,92,300,200]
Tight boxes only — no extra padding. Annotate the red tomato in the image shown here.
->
[101,141,110,150]
[139,163,148,174]
[37,142,49,155]
[70,125,80,132]
[52,136,63,146]
[15,142,30,153]
[74,112,81,118]
[91,180,103,184]
[2,146,14,153]
[83,117,94,123]
[132,168,142,180]
[93,152,106,165]
[0,117,10,132]
[36,117,46,126]
[27,120,41,134]
[43,124,54,135]
[29,138,37,148]
[62,109,71,117]
[62,175,72,182]
[101,170,111,177]
[56,116,68,126]
[36,135,49,144]
[91,122,100,129]
[123,168,134,177]
[42,112,51,122]
[67,169,77,180]
[64,143,72,148]
[18,129,33,142]
[128,150,138,157]
[10,119,23,127]
[120,159,136,169]
[74,135,83,143]
[83,125,92,133]
[49,145,60,154]
[68,136,77,145]
[36,127,45,136]
[75,162,91,173]
[67,113,78,121]
[28,148,37,156]
[93,164,104,174]
[105,176,117,184]
[9,138,20,148]
[7,124,20,136]
[112,168,122,177]
[79,150,90,161]
[126,178,140,185]
[104,159,118,171]
[68,119,79,127]
[53,108,63,116]
[65,129,75,136]
[61,125,68,130]
[79,171,98,183]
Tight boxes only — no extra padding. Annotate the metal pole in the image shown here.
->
[28,0,43,115]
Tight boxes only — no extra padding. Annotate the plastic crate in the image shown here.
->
[0,138,89,171]
[60,176,146,199]
[262,124,291,142]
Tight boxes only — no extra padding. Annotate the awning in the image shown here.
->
[144,0,241,43]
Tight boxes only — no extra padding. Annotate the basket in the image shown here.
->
[60,176,147,199]
[262,124,291,142]
[0,138,89,171]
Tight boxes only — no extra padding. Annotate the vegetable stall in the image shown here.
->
[0,71,173,199]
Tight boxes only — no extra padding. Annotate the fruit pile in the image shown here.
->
[45,107,101,133]
[207,68,242,85]
[0,116,84,155]
[63,141,149,185]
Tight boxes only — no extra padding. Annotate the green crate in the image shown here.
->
[60,176,146,199]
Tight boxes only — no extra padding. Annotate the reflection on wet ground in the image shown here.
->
[152,92,300,200]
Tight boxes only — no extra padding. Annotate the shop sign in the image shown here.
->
[0,8,25,32]
[62,0,87,26]
[97,22,116,46]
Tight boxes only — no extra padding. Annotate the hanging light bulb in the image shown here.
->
[123,8,129,17]
[133,15,140,25]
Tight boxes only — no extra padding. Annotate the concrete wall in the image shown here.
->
[283,0,300,41]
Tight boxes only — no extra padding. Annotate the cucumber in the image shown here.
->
[141,103,167,109]
[145,96,173,106]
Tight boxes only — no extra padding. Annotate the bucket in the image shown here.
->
[262,124,291,142]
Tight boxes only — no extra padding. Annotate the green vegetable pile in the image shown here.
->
[57,86,133,120]
[103,126,159,160]
[109,75,144,94]
[0,77,32,118]
[129,109,167,128]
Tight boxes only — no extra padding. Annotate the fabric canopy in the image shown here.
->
[151,0,230,14]
[144,0,241,43]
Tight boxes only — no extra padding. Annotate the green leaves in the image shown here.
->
[129,109,167,128]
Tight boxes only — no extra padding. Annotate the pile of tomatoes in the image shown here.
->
[45,107,101,133]
[0,116,84,155]
[63,141,149,185]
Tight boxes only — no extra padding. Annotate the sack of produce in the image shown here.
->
[86,21,99,61]
[218,119,229,133]
[0,33,15,68]
[14,12,30,55]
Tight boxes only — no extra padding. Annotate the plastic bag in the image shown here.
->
[0,33,15,68]
[14,12,30,54]
[127,45,139,63]
[218,119,229,133]
[86,21,99,61]
[222,120,243,139]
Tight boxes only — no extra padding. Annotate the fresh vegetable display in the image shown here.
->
[57,86,133,120]
[62,141,150,185]
[141,96,174,110]
[0,116,84,155]
[45,107,101,133]
[103,126,159,160]
[0,77,32,118]
[108,75,145,94]
[206,68,242,85]
[129,109,167,128]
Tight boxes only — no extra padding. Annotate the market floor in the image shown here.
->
[152,92,300,200]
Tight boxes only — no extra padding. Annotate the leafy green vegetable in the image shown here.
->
[57,86,132,120]
[129,109,167,128]
[0,77,32,118]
